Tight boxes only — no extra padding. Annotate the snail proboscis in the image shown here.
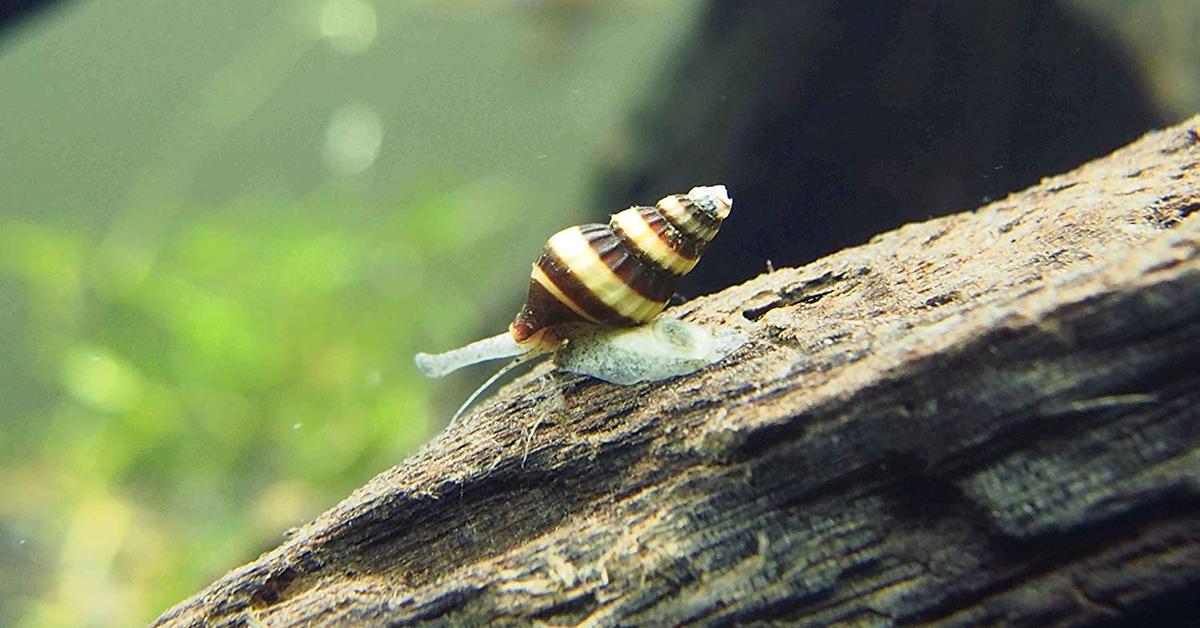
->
[415,185,745,425]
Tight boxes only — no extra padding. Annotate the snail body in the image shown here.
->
[415,185,736,424]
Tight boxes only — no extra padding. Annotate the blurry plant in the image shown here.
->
[0,178,523,625]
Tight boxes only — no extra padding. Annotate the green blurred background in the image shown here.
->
[0,1,700,624]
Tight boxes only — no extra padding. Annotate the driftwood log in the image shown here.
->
[157,117,1200,626]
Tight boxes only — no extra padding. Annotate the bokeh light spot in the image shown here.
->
[323,103,383,176]
[61,345,145,414]
[318,0,378,55]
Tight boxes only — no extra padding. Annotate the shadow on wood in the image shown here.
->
[157,117,1200,626]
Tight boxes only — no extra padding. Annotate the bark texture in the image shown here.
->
[157,117,1200,626]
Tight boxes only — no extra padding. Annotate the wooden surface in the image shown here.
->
[156,117,1200,626]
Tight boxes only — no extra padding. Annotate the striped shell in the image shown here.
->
[509,185,732,347]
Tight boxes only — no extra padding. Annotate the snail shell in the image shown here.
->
[511,184,732,349]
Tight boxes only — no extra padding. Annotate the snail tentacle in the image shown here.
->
[447,350,549,429]
[414,332,528,378]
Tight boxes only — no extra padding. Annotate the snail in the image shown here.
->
[415,185,745,425]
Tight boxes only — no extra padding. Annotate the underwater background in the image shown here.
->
[1,1,1196,624]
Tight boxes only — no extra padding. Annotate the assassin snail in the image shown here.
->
[415,185,744,425]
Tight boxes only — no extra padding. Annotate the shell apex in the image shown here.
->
[687,184,732,219]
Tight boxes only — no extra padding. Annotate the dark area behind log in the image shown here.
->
[0,0,70,43]
[594,0,1166,299]
[157,117,1200,626]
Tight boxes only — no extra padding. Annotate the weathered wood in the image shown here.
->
[156,117,1200,626]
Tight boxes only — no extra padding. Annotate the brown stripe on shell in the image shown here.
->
[657,195,716,241]
[636,206,703,260]
[673,195,722,234]
[537,247,641,328]
[579,223,677,303]
[511,280,574,342]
